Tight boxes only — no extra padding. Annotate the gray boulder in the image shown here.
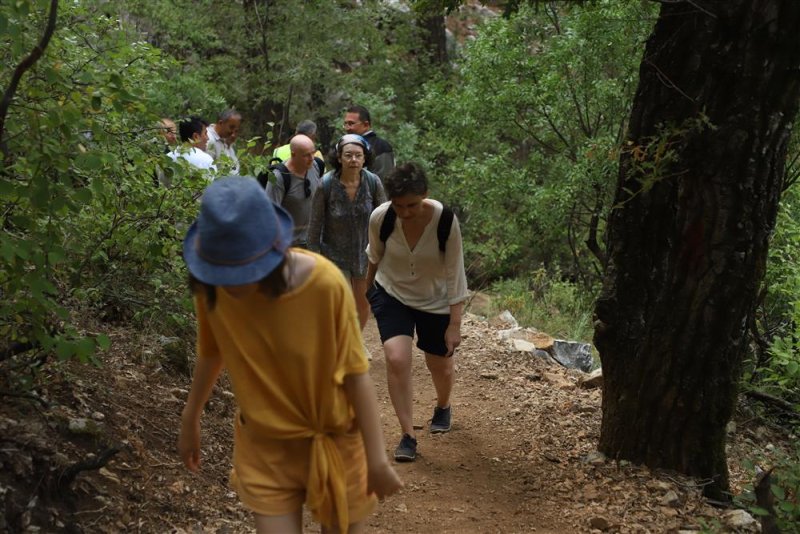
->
[551,340,593,372]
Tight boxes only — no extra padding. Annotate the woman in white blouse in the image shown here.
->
[365,162,469,463]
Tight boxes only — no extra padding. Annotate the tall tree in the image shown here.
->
[594,0,800,499]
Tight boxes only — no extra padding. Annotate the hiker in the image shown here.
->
[158,118,178,149]
[343,105,395,179]
[205,109,242,174]
[365,162,468,462]
[167,116,217,173]
[272,119,324,164]
[154,118,178,187]
[265,134,324,248]
[178,177,402,533]
[308,134,387,336]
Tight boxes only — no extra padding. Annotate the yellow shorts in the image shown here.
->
[229,416,376,528]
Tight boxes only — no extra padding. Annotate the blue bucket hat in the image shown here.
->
[183,176,294,286]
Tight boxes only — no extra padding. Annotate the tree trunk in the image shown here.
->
[593,0,800,500]
[242,0,284,147]
[418,11,448,68]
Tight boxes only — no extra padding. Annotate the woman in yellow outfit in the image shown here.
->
[178,176,402,533]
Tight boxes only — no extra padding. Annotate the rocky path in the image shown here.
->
[1,313,764,533]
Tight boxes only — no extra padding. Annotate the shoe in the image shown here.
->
[394,433,417,462]
[430,406,451,434]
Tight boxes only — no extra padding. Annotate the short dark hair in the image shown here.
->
[384,162,429,199]
[188,257,289,310]
[178,116,207,142]
[346,105,371,124]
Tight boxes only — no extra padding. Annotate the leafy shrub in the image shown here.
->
[489,270,595,342]
[738,443,800,532]
[0,1,222,368]
[418,0,657,284]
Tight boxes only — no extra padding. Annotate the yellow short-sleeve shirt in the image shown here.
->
[195,250,370,530]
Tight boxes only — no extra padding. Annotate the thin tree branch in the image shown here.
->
[0,0,59,160]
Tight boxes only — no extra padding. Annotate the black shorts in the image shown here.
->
[367,283,451,356]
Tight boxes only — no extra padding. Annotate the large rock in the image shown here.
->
[527,332,554,351]
[489,310,518,329]
[721,510,758,532]
[579,368,603,389]
[511,339,536,353]
[467,291,493,317]
[550,340,593,372]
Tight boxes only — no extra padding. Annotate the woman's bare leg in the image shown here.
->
[254,510,302,534]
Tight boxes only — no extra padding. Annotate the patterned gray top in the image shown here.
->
[307,170,386,277]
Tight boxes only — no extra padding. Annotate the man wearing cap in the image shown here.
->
[265,134,323,248]
[343,105,395,179]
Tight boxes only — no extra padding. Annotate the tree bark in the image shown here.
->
[418,11,448,68]
[593,0,800,500]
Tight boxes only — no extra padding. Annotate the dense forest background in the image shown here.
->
[2,0,800,528]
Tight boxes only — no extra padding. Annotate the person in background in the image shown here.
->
[154,118,178,187]
[206,109,242,174]
[273,119,324,163]
[365,162,468,462]
[159,118,178,150]
[167,116,216,173]
[343,105,395,179]
[307,134,386,355]
[178,177,402,533]
[265,134,323,248]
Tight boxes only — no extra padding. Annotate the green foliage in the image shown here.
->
[746,132,800,412]
[417,0,657,283]
[1,0,207,371]
[121,0,438,148]
[737,443,800,532]
[489,270,595,342]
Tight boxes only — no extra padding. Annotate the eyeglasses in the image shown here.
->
[343,120,362,127]
[342,152,364,161]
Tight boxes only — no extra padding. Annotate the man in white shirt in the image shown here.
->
[167,117,217,173]
[206,109,242,174]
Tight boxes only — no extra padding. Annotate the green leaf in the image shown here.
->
[73,187,93,203]
[95,334,111,351]
[75,338,95,362]
[55,340,76,361]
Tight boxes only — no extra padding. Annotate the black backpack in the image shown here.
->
[379,204,455,254]
[257,157,325,199]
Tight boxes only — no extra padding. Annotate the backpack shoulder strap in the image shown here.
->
[267,162,292,202]
[322,172,334,200]
[363,170,379,199]
[379,206,397,245]
[437,206,455,253]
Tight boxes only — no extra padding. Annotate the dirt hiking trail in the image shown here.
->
[1,313,775,533]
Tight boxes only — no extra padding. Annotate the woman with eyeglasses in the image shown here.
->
[264,134,323,248]
[308,134,387,339]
